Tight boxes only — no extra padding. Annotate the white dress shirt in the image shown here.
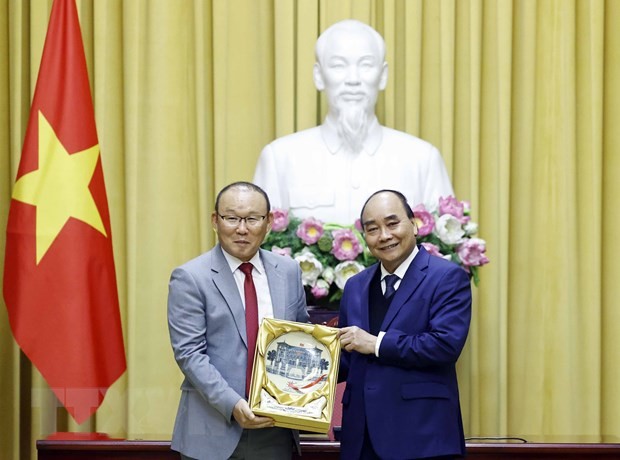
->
[221,249,274,325]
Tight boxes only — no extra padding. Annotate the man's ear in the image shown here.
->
[379,62,388,91]
[313,62,325,91]
[411,216,418,237]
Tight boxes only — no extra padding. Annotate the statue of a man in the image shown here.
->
[253,19,454,224]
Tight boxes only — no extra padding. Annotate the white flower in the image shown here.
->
[315,279,331,291]
[294,248,323,286]
[463,221,478,236]
[321,267,336,284]
[435,214,466,245]
[334,261,365,290]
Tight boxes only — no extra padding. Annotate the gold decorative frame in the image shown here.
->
[248,318,341,433]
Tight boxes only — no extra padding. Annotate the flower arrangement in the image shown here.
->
[412,196,489,285]
[262,196,488,309]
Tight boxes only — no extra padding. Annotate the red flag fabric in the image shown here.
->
[3,0,126,423]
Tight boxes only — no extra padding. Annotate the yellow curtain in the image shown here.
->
[1,0,619,458]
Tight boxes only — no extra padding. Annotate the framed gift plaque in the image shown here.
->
[248,318,341,433]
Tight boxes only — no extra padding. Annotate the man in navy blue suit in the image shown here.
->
[338,189,472,460]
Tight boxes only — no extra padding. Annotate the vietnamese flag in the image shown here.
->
[3,0,126,423]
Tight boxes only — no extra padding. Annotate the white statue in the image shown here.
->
[253,19,454,225]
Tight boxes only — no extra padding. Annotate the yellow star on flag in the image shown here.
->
[12,111,107,264]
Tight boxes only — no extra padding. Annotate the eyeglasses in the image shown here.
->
[217,214,267,227]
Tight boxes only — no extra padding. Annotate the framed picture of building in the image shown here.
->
[248,318,341,433]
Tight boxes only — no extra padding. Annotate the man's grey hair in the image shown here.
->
[315,19,386,65]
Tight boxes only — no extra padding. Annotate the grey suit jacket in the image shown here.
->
[168,245,309,460]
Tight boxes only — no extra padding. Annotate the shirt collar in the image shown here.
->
[320,114,383,156]
[380,245,419,281]
[221,248,264,275]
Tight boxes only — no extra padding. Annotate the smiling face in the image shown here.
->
[212,186,272,262]
[314,22,388,120]
[361,192,417,273]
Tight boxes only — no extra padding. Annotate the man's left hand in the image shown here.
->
[338,326,377,355]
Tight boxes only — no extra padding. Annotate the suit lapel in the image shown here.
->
[261,250,286,320]
[381,247,429,330]
[361,264,380,332]
[211,245,248,347]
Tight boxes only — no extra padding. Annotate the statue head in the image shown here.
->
[313,20,388,152]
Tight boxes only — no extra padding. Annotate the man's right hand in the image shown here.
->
[232,399,275,429]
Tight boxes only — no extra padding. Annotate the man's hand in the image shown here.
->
[338,326,377,355]
[232,399,275,429]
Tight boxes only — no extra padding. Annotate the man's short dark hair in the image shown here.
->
[215,182,271,214]
[360,189,414,224]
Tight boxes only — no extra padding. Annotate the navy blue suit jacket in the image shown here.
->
[338,245,472,459]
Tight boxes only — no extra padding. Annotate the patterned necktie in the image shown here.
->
[384,274,399,300]
[239,262,258,396]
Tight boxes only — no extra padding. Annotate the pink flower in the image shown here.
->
[331,229,363,261]
[296,218,324,245]
[271,208,289,232]
[271,246,292,257]
[421,242,442,257]
[354,218,363,232]
[438,196,469,224]
[456,238,490,267]
[310,280,330,299]
[412,204,435,237]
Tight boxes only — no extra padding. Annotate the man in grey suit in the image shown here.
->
[168,182,309,460]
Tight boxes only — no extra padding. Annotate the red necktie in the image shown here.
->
[239,262,258,396]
